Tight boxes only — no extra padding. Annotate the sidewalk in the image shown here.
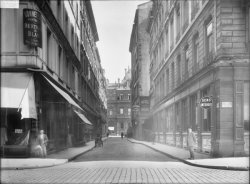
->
[1,138,106,170]
[128,138,249,171]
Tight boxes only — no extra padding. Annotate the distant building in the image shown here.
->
[0,1,107,157]
[107,68,132,136]
[146,0,249,157]
[129,2,152,140]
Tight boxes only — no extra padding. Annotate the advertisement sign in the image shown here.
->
[23,9,42,47]
[200,96,213,109]
[0,0,19,9]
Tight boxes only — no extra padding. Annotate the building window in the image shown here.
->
[128,94,131,100]
[47,29,52,68]
[191,0,200,20]
[128,108,131,115]
[170,17,174,51]
[72,66,75,90]
[58,45,63,78]
[176,4,181,43]
[120,94,123,100]
[205,18,214,56]
[244,82,249,131]
[67,60,70,85]
[193,34,199,73]
[166,69,169,95]
[71,26,74,47]
[177,55,181,85]
[171,62,175,90]
[183,0,189,32]
[57,0,61,24]
[65,12,68,38]
[165,28,169,58]
[184,45,189,78]
[120,108,124,114]
[121,122,124,129]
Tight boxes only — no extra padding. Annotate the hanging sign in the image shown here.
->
[23,9,42,48]
[200,96,213,109]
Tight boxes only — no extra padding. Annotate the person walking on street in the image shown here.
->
[37,130,48,158]
[121,132,124,139]
[187,128,197,160]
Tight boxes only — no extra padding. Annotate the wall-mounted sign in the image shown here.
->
[23,9,42,48]
[200,96,213,109]
[221,102,232,108]
[0,0,19,9]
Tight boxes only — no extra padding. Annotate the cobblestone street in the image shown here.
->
[1,138,249,184]
[1,161,249,184]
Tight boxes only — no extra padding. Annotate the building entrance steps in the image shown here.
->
[128,138,249,171]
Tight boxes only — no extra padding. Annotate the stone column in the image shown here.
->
[197,90,202,152]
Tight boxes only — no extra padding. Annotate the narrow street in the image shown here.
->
[74,137,177,162]
[1,138,248,184]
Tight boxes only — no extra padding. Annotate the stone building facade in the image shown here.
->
[129,2,152,140]
[1,1,107,157]
[145,0,249,157]
[107,69,132,136]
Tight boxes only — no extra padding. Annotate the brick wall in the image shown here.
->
[217,0,248,57]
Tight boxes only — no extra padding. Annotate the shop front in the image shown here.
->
[0,72,93,158]
[1,72,37,157]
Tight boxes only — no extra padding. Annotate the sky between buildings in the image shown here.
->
[91,0,148,83]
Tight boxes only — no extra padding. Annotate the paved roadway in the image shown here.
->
[73,137,177,162]
[1,137,249,184]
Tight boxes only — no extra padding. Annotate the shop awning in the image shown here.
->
[1,73,37,119]
[74,110,92,125]
[42,75,83,111]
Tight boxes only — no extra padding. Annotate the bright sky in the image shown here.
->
[91,0,148,83]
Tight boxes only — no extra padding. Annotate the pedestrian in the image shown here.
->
[37,130,48,158]
[121,132,124,139]
[187,128,197,160]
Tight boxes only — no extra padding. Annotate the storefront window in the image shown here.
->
[202,87,211,132]
[176,102,181,132]
[182,99,188,131]
[190,94,197,131]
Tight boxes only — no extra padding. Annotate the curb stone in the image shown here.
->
[127,138,249,171]
[1,138,108,170]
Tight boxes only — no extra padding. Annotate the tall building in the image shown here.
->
[1,1,107,157]
[145,0,249,157]
[129,2,152,140]
[107,68,132,136]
